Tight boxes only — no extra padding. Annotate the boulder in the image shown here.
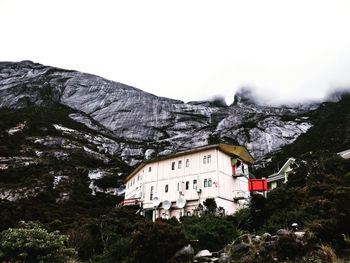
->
[218,253,230,263]
[261,232,272,241]
[168,244,194,262]
[295,231,306,239]
[276,229,291,237]
[194,250,212,258]
[231,243,250,254]
[234,233,252,245]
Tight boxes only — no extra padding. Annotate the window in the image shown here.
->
[203,178,212,187]
[207,155,211,163]
[171,162,175,170]
[165,184,168,193]
[203,155,212,165]
[193,179,197,189]
[148,166,152,172]
[150,186,154,200]
[187,211,191,216]
[178,160,182,169]
[186,159,190,168]
[177,181,183,192]
[186,181,189,190]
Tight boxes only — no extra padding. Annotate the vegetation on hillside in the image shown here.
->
[0,221,76,262]
[257,93,350,178]
[0,93,349,261]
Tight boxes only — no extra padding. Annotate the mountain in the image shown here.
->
[0,61,313,163]
[256,92,350,177]
[0,60,316,230]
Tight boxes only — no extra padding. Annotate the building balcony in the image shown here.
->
[118,197,142,207]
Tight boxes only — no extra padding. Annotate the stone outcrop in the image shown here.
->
[169,230,337,263]
[220,230,336,263]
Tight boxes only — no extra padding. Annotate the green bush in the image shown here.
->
[181,215,240,251]
[0,221,76,263]
[129,219,187,263]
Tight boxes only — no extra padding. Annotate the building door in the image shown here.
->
[144,210,153,220]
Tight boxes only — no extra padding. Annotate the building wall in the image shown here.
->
[216,150,250,212]
[125,148,250,219]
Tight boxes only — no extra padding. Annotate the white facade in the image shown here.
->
[124,145,253,220]
[267,158,295,191]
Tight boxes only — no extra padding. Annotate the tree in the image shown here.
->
[249,194,267,231]
[0,221,76,263]
[181,216,240,251]
[203,198,217,215]
[129,219,187,263]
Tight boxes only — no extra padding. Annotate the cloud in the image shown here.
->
[324,87,350,102]
[1,0,350,105]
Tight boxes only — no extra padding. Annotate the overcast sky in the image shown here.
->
[1,0,350,104]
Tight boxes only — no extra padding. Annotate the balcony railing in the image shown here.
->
[248,178,267,192]
[118,198,142,207]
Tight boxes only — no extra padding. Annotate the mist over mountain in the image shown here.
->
[324,87,350,102]
[232,87,258,106]
[0,61,313,161]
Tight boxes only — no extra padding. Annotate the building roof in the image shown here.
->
[267,157,295,182]
[126,144,254,181]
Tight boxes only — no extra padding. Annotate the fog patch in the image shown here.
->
[324,87,350,102]
[208,96,227,107]
[232,87,258,106]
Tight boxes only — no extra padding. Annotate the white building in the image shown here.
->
[123,144,254,220]
[267,158,295,191]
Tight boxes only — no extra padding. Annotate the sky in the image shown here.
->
[1,0,350,105]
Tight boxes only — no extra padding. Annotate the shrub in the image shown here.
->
[129,219,187,263]
[181,215,240,251]
[0,221,76,263]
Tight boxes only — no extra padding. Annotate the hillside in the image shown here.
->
[0,61,318,226]
[0,61,349,262]
[257,93,350,177]
[0,61,316,228]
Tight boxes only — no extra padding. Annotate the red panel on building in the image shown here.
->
[248,179,267,192]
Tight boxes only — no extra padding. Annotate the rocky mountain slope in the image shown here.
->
[0,61,312,165]
[0,60,315,207]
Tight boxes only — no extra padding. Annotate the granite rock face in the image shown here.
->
[0,61,313,163]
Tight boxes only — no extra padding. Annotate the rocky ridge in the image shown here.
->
[0,61,313,164]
